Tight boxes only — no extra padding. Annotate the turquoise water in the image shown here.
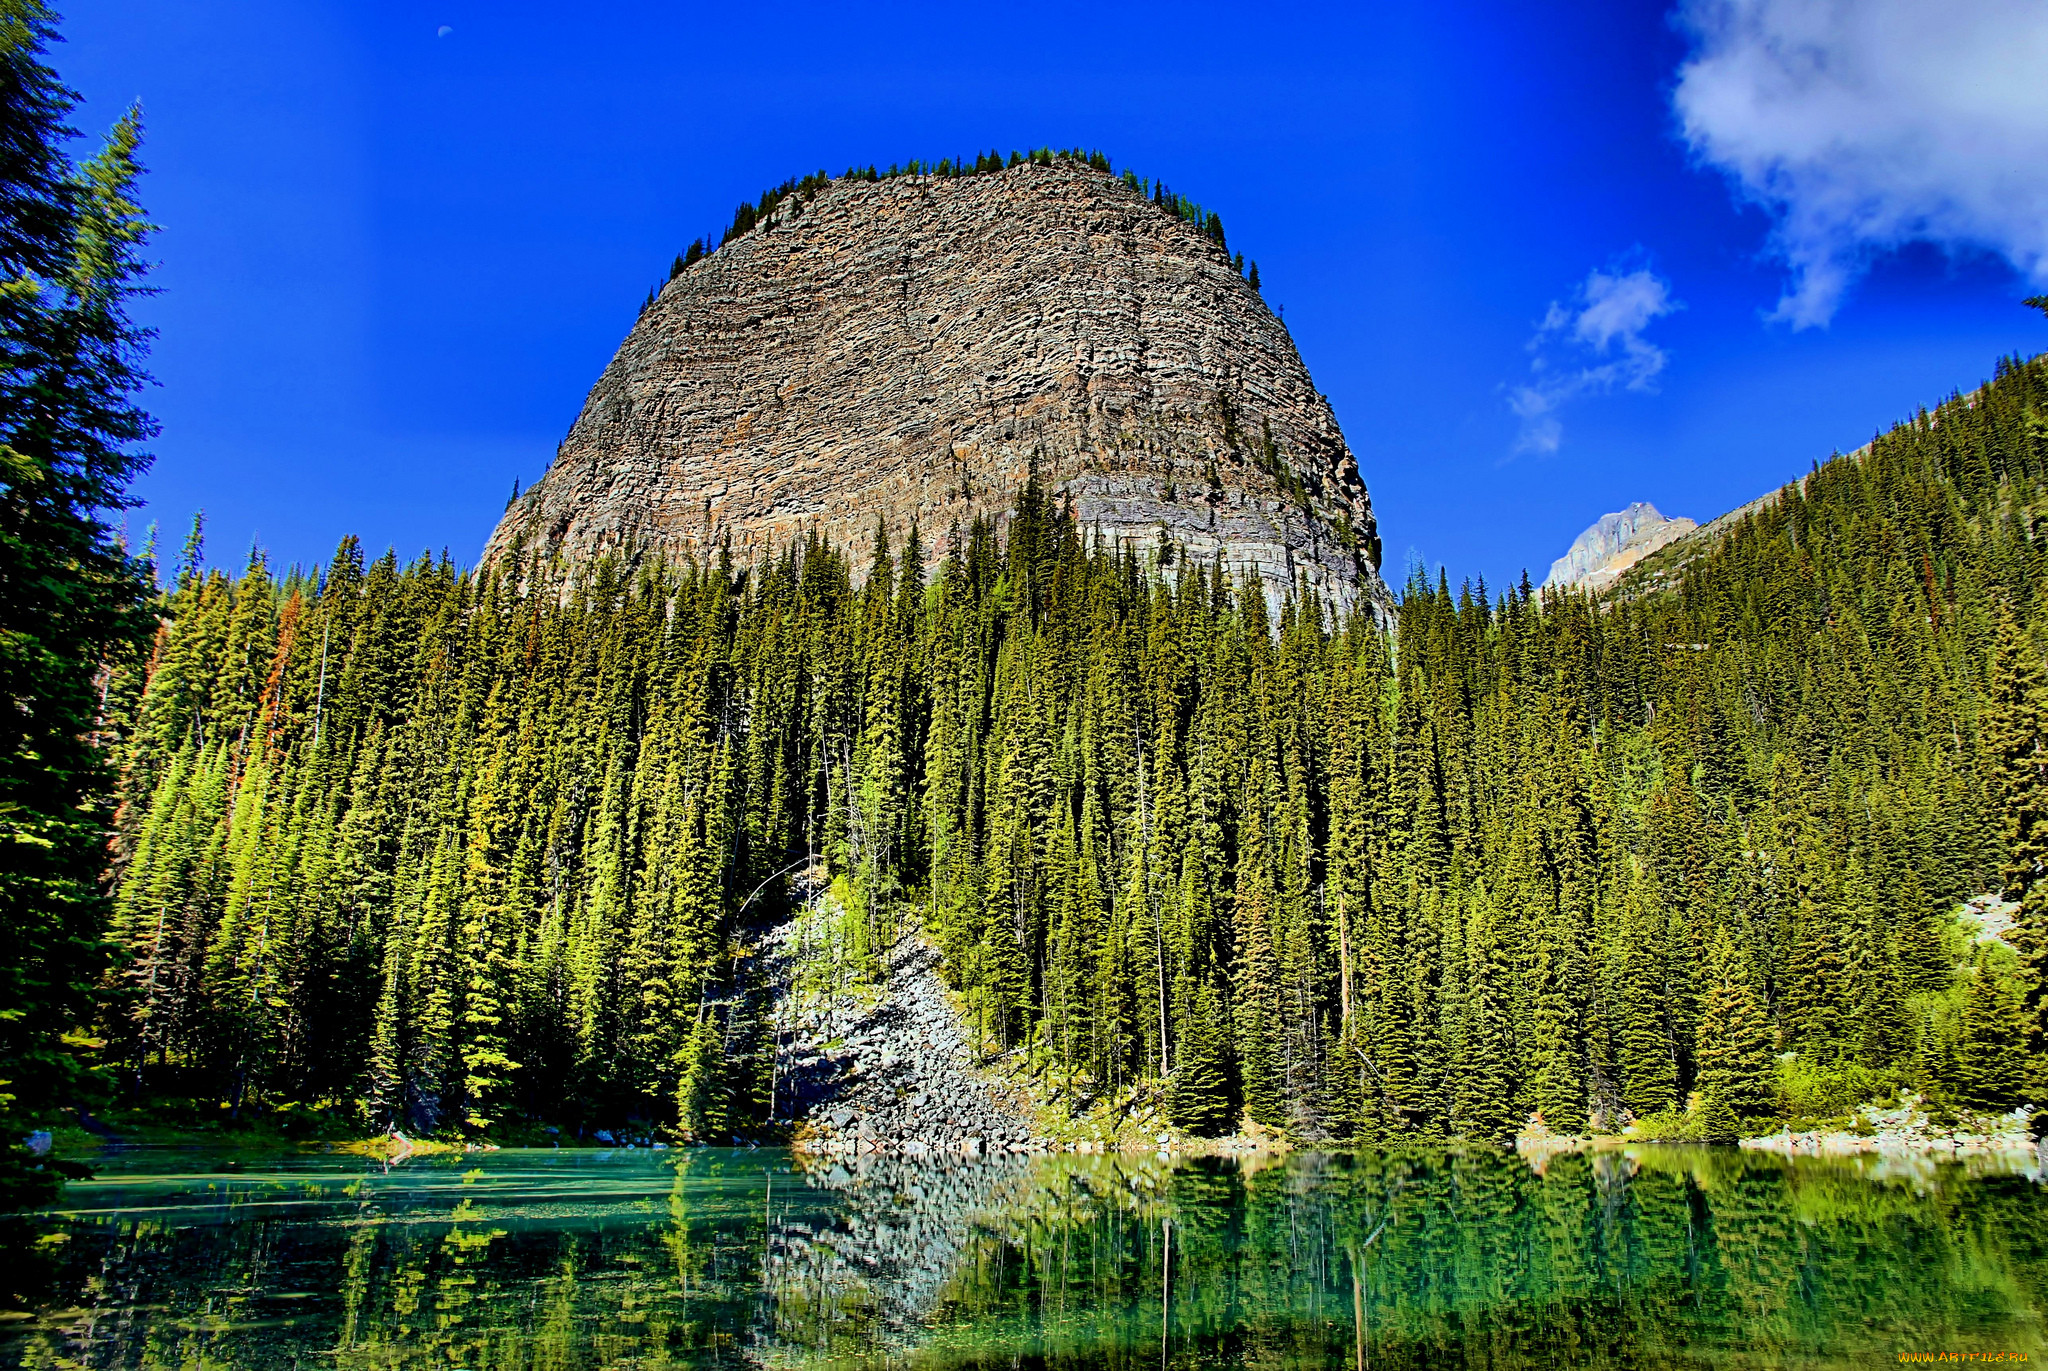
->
[5,1143,2045,1368]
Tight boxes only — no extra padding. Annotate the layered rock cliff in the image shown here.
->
[486,159,1391,619]
[1543,502,1697,593]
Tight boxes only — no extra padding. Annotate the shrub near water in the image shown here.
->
[1775,1055,1898,1124]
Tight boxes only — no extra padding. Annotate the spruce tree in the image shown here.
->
[1839,864,1911,1067]
[1985,610,2048,1091]
[1695,937,1775,1123]
[1168,976,1232,1135]
[0,3,155,1209]
[1611,869,1678,1117]
[1949,953,2023,1113]
[1231,790,1285,1129]
[1893,872,1953,994]
[1455,885,1519,1143]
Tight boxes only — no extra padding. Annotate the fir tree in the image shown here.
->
[1986,610,2048,1088]
[1611,868,1678,1117]
[1696,937,1774,1122]
[0,3,155,1209]
[1948,953,2023,1112]
[1454,885,1519,1142]
[1169,976,1233,1135]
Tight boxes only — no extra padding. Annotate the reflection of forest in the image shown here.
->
[760,1152,1040,1360]
[906,1147,2048,1370]
[8,1147,2046,1369]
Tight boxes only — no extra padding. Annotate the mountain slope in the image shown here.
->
[94,311,2048,1145]
[1543,502,1697,592]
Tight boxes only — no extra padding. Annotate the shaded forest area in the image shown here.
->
[100,354,2048,1144]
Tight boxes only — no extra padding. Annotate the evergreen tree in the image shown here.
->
[1454,885,1519,1142]
[1168,976,1232,1135]
[1985,610,2048,1089]
[1839,864,1912,1067]
[1893,873,1953,994]
[1230,780,1285,1129]
[1948,953,2023,1112]
[1696,938,1774,1122]
[1610,868,1678,1117]
[0,2,155,1209]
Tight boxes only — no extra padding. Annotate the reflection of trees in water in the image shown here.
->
[757,1152,1039,1362]
[887,1147,2048,1370]
[15,1157,799,1368]
[7,1147,2046,1369]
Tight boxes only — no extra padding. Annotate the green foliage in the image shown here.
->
[84,331,2048,1147]
[0,0,156,1217]
[1948,952,2025,1111]
[1773,1053,1892,1121]
[1696,1090,1741,1143]
[1987,606,2048,1090]
[1168,977,1233,1135]
[1626,1106,1703,1142]
[1696,940,1776,1121]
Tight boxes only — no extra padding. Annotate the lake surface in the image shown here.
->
[4,1143,2044,1369]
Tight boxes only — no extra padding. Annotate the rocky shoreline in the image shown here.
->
[1738,1098,2040,1163]
[1515,1097,2043,1171]
[762,906,1301,1161]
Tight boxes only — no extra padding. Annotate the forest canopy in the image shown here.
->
[96,352,2048,1144]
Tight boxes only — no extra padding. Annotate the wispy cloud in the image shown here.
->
[1508,264,1679,456]
[1673,0,2048,328]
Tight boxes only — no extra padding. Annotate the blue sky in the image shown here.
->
[58,0,2048,589]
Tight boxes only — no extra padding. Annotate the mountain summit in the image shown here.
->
[1543,501,1697,593]
[486,157,1391,617]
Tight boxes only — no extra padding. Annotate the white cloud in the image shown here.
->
[1674,0,2048,328]
[1509,265,1679,456]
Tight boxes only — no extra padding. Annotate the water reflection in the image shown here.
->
[4,1144,2044,1369]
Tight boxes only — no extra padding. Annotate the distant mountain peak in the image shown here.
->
[1543,502,1697,593]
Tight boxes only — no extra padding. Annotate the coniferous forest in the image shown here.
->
[5,0,2048,1184]
[14,4,2048,1364]
[97,353,2048,1146]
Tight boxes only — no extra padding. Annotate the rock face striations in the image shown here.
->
[1543,502,1697,594]
[486,160,1391,618]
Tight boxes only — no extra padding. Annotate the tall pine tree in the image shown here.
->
[0,1,155,1209]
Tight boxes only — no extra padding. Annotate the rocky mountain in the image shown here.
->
[486,158,1391,619]
[1542,501,1697,593]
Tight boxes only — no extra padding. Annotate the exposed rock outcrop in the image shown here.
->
[486,159,1392,620]
[765,915,1044,1157]
[1543,502,1696,593]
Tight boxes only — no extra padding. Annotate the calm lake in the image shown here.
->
[4,1143,2044,1369]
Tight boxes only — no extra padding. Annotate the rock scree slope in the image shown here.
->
[765,915,1045,1156]
[486,159,1392,618]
